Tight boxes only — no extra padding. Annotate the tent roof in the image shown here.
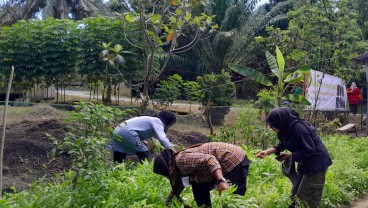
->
[352,53,368,65]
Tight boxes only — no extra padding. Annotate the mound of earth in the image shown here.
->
[2,110,210,193]
[168,130,210,146]
[3,119,71,192]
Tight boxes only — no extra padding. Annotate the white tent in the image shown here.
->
[305,70,348,111]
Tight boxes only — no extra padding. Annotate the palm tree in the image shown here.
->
[0,0,112,26]
[168,0,292,76]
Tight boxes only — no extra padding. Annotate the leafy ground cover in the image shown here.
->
[0,104,367,207]
[0,135,367,208]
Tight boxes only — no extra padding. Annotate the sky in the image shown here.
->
[256,0,269,8]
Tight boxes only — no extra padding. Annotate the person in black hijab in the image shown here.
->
[256,107,332,208]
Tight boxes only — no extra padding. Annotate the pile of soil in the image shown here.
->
[3,119,71,192]
[2,108,210,193]
[168,130,210,146]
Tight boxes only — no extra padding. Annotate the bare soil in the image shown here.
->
[1,104,211,193]
[1,103,367,207]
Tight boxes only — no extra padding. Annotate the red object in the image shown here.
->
[347,87,361,104]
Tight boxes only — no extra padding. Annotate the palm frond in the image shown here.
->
[43,0,57,17]
[91,0,112,16]
[58,0,69,18]
[78,0,98,13]
[226,0,292,64]
[220,4,250,31]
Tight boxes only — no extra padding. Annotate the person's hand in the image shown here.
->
[256,150,268,159]
[170,144,180,151]
[275,153,291,161]
[215,181,229,195]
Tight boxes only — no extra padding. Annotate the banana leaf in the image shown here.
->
[265,51,279,78]
[284,66,312,84]
[229,64,273,87]
[283,94,311,105]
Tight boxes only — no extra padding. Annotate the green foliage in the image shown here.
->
[152,74,203,112]
[229,46,311,106]
[196,71,235,133]
[0,17,142,101]
[122,0,217,112]
[0,18,79,92]
[259,1,368,82]
[211,107,278,149]
[153,74,184,108]
[318,119,341,137]
[51,102,135,176]
[196,71,235,107]
[1,135,368,207]
[182,81,203,103]
[254,89,277,116]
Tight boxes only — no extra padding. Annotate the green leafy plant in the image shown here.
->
[211,107,278,149]
[50,102,135,189]
[229,46,312,106]
[196,71,235,134]
[123,0,217,113]
[182,81,203,113]
[2,134,368,207]
[99,42,132,105]
[153,74,184,109]
[254,89,277,116]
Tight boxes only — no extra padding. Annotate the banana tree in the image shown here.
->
[229,46,312,106]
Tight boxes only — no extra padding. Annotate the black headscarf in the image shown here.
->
[265,107,300,140]
[153,149,184,199]
[153,148,175,177]
[158,110,177,126]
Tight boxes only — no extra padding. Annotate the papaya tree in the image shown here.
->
[229,46,312,107]
[99,43,132,105]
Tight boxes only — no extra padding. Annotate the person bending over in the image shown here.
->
[153,142,251,207]
[256,107,332,208]
[108,110,176,163]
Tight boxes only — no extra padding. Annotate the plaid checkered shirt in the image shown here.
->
[175,142,246,183]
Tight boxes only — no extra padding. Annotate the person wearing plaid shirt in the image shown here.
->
[153,142,251,207]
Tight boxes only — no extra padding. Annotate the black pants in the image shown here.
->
[113,151,151,163]
[191,158,250,207]
[350,104,358,115]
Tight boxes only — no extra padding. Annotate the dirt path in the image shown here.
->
[351,194,368,208]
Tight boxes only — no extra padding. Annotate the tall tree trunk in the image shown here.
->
[56,78,59,103]
[206,103,214,135]
[105,78,112,105]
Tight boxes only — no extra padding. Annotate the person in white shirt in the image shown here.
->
[108,110,176,163]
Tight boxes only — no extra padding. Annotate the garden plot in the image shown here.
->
[0,104,210,193]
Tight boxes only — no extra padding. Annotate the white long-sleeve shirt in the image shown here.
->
[109,116,172,153]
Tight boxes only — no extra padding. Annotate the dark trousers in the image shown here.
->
[191,159,250,207]
[113,151,151,163]
[289,171,327,208]
[350,104,358,115]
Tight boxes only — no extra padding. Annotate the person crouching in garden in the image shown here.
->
[108,110,176,163]
[256,107,332,208]
[153,142,251,208]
